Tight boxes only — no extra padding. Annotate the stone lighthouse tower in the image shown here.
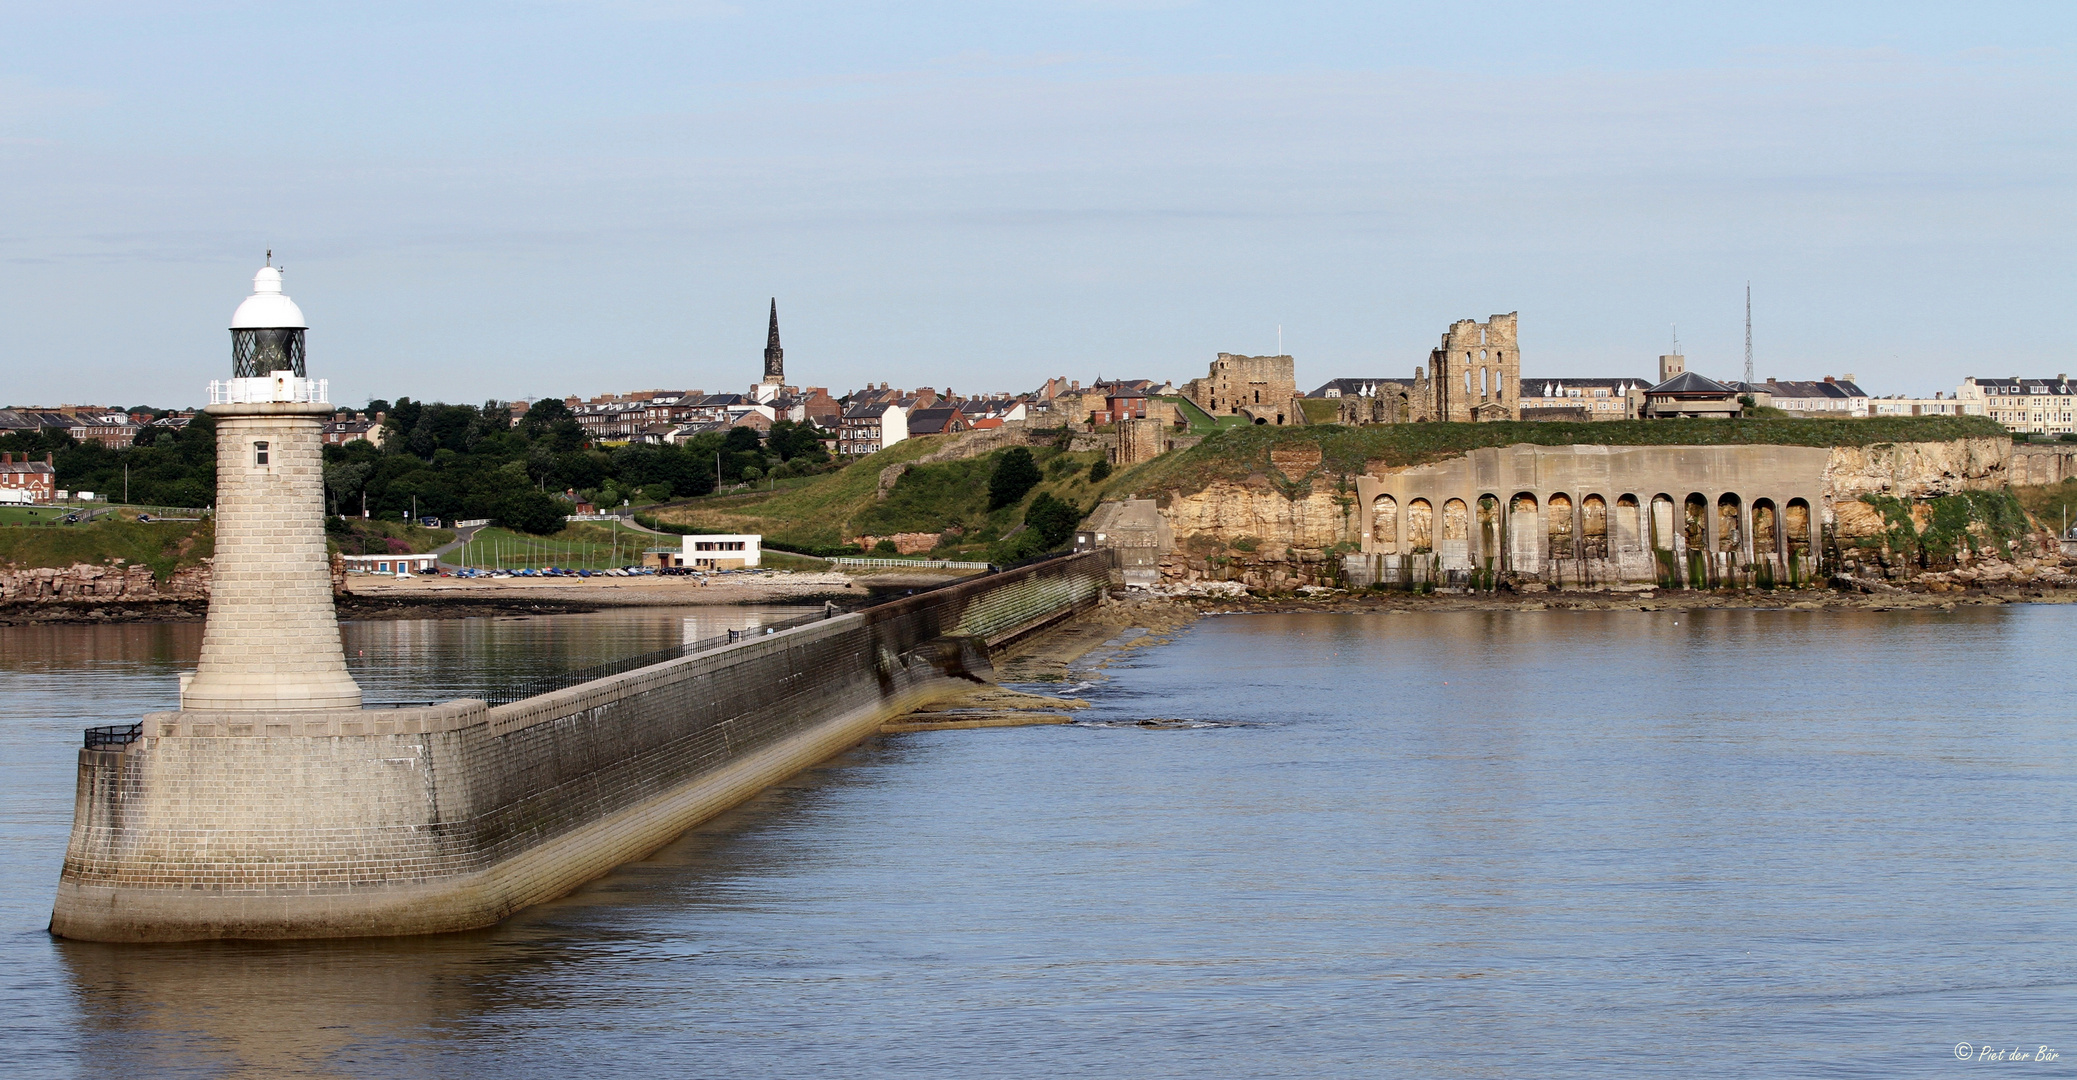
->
[179,260,362,711]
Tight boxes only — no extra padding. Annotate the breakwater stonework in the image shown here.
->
[51,551,1107,942]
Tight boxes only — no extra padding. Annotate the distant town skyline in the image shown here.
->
[2,2,2071,407]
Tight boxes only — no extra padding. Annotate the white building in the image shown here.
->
[668,533,762,570]
[342,553,441,574]
[1956,376,2076,435]
[838,403,908,456]
[1868,393,1985,419]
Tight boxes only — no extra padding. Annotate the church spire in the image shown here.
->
[763,298,783,382]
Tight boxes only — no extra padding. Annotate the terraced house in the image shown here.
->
[1958,376,2077,436]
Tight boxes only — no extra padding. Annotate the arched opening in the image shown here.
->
[1650,495,1677,551]
[1407,499,1434,553]
[1443,498,1469,541]
[1440,498,1470,571]
[1581,494,1609,560]
[1372,495,1398,546]
[1683,494,1708,551]
[1717,493,1742,553]
[1752,499,1777,554]
[1615,494,1641,557]
[1509,492,1540,568]
[1547,492,1575,559]
[1786,498,1812,559]
[1477,494,1501,575]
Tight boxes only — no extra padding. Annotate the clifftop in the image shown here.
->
[1110,416,2010,500]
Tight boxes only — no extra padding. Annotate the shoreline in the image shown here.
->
[1153,583,2069,615]
[3,574,2062,627]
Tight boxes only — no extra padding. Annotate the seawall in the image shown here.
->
[1147,438,2014,590]
[51,551,1109,942]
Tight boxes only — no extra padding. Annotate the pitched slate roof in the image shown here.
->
[1646,372,1735,397]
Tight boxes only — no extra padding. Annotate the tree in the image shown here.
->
[987,448,1041,509]
[1025,492,1082,549]
[494,489,571,535]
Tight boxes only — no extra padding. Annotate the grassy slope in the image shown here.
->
[650,435,1113,555]
[1164,395,1247,435]
[1104,416,2012,500]
[650,436,959,548]
[2013,478,2077,536]
[0,516,214,581]
[329,519,455,556]
[1298,399,1341,425]
[451,520,661,570]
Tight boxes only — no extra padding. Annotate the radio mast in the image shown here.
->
[1744,283,1754,385]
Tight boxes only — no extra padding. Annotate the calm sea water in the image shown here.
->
[1,604,2073,1078]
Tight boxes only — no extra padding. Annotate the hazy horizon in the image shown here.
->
[3,2,2072,409]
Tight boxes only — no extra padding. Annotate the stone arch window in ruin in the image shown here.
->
[1407,498,1434,553]
[1547,493,1575,559]
[1717,493,1742,553]
[1581,495,1609,560]
[1509,492,1540,569]
[1372,495,1398,546]
[1650,494,1677,552]
[1683,494,1708,551]
[1785,499,1812,558]
[1752,500,1778,556]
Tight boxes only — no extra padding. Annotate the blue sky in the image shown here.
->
[2,1,2072,408]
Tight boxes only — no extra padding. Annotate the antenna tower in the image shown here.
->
[1744,283,1754,385]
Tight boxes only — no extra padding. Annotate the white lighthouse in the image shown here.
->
[178,259,362,711]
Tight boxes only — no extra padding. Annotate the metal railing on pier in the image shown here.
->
[84,723,143,750]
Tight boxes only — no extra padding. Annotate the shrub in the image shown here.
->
[1088,458,1113,483]
[987,448,1041,509]
[872,538,898,555]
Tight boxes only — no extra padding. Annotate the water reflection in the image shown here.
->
[7,605,2077,1077]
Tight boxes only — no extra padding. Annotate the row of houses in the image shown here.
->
[0,407,154,448]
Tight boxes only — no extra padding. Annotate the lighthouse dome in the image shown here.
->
[230,264,307,329]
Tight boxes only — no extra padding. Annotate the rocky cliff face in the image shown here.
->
[1819,436,2010,501]
[1148,437,2028,590]
[0,561,212,603]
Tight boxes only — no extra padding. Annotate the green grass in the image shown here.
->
[0,515,214,581]
[1163,396,1249,435]
[1299,398,1341,425]
[2013,478,2077,537]
[328,518,455,556]
[1109,415,2013,500]
[648,434,1113,558]
[450,520,662,570]
[650,435,960,548]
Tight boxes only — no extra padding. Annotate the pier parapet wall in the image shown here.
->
[52,552,1109,942]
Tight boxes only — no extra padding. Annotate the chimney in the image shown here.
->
[1843,373,1856,384]
[2,452,10,464]
[1823,376,1834,384]
[46,452,54,465]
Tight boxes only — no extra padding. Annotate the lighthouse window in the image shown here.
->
[254,441,269,465]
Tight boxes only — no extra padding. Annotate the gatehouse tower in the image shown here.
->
[178,259,361,711]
